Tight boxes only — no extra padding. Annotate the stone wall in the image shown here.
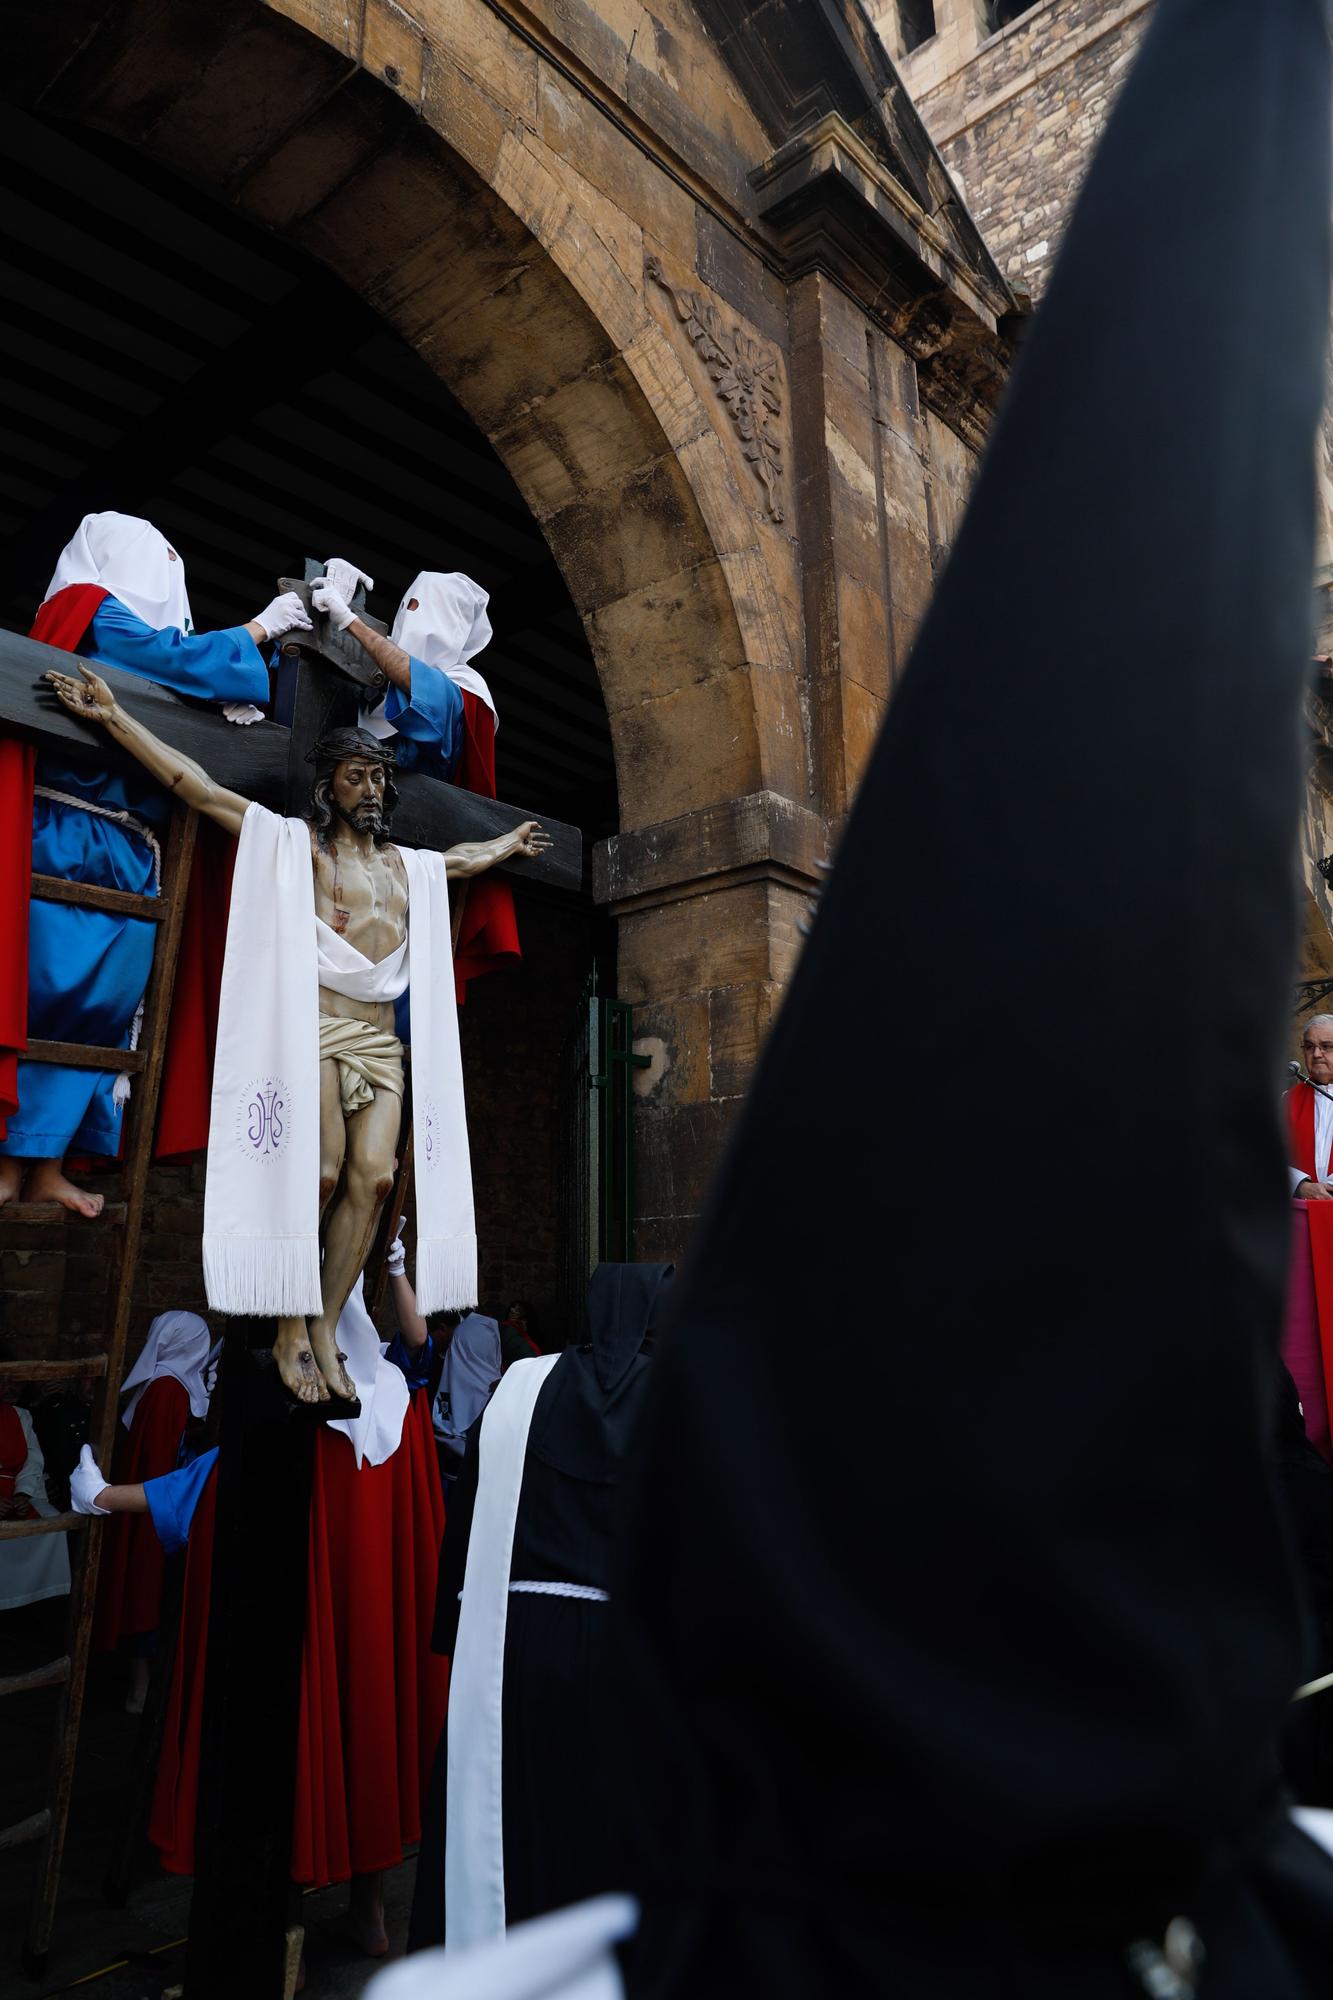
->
[874,0,1152,297]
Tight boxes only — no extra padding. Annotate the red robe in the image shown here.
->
[1284,1081,1333,1464]
[0,1403,38,1521]
[149,1392,449,1882]
[15,584,220,1160]
[92,1376,190,1651]
[452,691,520,1003]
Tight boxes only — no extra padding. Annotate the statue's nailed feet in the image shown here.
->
[274,1318,329,1405]
[22,1159,105,1218]
[310,1320,357,1403]
[0,1159,23,1210]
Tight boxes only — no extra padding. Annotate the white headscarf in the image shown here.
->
[390,570,497,723]
[433,1313,503,1454]
[45,511,193,636]
[120,1312,215,1429]
[327,1274,411,1470]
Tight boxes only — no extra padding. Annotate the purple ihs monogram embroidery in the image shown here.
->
[422,1097,439,1172]
[236,1077,290,1162]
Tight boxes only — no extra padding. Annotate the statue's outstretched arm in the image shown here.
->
[443,819,552,879]
[44,663,253,838]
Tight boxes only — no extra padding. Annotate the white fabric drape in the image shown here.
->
[326,1275,411,1468]
[368,1898,636,2000]
[446,1354,560,1951]
[203,805,323,1316]
[44,510,193,635]
[388,570,497,721]
[120,1311,215,1429]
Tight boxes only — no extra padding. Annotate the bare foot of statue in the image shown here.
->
[22,1159,105,1217]
[273,1317,329,1405]
[309,1319,357,1403]
[0,1158,23,1208]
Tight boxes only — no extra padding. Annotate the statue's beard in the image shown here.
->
[336,799,384,837]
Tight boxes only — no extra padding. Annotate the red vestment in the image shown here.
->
[149,1392,449,1882]
[92,1376,190,1650]
[452,691,520,1003]
[1284,1081,1333,1464]
[0,1403,38,1520]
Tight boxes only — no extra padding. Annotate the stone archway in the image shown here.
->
[12,0,821,1253]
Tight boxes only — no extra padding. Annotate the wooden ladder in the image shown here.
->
[0,802,198,1976]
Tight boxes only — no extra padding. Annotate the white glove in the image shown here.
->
[385,1216,408,1276]
[254,591,313,642]
[223,702,264,725]
[70,1444,111,1516]
[324,557,374,603]
[311,578,356,631]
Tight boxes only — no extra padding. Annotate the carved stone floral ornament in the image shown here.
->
[646,255,785,523]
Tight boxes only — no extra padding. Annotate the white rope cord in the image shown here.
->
[32,785,163,1106]
[508,1580,609,1602]
[456,1581,610,1604]
[1294,1668,1333,1702]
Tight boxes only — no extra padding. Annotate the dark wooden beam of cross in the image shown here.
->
[0,622,581,891]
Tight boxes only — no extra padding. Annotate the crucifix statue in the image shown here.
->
[44,660,551,1404]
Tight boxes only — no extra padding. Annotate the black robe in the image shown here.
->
[606,1,1333,1994]
[408,1262,674,1951]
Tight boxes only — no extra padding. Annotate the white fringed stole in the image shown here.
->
[446,1354,561,1951]
[202,805,477,1318]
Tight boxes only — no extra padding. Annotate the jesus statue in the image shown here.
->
[46,661,551,1405]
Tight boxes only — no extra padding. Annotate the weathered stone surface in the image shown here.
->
[594,790,827,905]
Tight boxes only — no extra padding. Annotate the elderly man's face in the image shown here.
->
[1304,1025,1333,1085]
[332,757,387,836]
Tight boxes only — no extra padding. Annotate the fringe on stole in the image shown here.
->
[415,1232,479,1317]
[202,1236,323,1319]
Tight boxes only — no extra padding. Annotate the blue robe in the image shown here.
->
[144,1446,219,1553]
[380,657,463,782]
[0,597,268,1160]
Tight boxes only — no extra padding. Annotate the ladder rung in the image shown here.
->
[0,1512,85,1540]
[0,1810,50,1853]
[0,1657,69,1700]
[24,1041,145,1075]
[0,1201,127,1226]
[30,874,164,922]
[0,1357,108,1381]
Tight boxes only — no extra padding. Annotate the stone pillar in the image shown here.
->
[594,794,826,1260]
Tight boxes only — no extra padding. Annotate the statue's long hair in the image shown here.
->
[305,727,400,854]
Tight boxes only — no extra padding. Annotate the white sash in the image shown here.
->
[445,1353,561,1952]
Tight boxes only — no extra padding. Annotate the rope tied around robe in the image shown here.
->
[32,784,163,1107]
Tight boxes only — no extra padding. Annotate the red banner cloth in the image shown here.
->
[92,1377,190,1651]
[452,691,520,1003]
[150,1393,449,1883]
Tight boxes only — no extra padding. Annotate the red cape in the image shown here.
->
[0,1403,38,1518]
[1284,1081,1333,1464]
[18,584,220,1160]
[150,1393,449,1882]
[453,692,520,1003]
[92,1376,190,1650]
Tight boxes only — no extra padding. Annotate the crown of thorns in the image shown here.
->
[305,727,398,771]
